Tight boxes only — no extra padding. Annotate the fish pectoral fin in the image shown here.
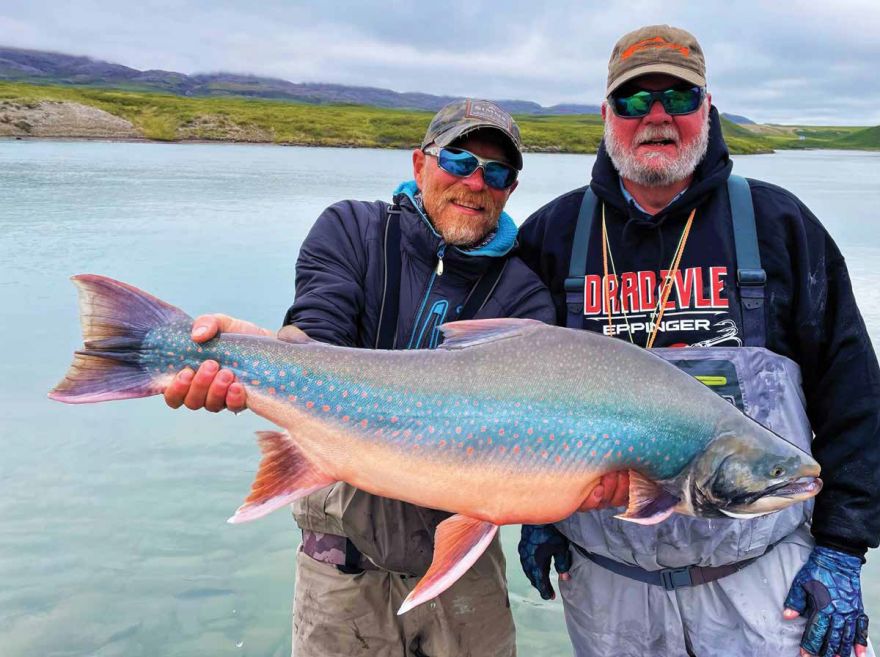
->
[614,470,679,525]
[228,430,335,524]
[438,318,543,349]
[397,515,498,615]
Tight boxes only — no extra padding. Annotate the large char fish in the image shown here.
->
[50,275,822,614]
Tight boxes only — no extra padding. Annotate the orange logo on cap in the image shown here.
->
[622,37,690,59]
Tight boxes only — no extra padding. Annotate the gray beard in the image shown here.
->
[604,113,710,187]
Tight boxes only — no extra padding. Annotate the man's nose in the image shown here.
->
[643,99,672,123]
[460,167,488,191]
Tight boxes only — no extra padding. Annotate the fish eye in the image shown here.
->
[770,466,786,478]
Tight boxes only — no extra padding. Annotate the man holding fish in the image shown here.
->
[157,100,620,656]
[517,24,880,657]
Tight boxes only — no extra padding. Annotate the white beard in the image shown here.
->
[605,112,710,187]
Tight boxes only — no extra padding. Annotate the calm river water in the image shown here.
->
[1,141,879,656]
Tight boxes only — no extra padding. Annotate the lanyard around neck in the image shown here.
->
[601,203,697,348]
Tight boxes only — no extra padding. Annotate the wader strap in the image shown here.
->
[727,175,767,348]
[459,259,508,320]
[564,187,598,329]
[375,204,402,349]
[573,542,773,591]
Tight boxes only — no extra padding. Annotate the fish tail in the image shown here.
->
[49,274,191,404]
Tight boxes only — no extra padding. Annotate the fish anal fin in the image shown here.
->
[228,430,335,524]
[614,470,679,525]
[438,318,542,350]
[397,515,498,615]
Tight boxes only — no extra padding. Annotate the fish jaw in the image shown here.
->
[688,418,822,518]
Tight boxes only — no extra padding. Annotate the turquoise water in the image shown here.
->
[1,141,879,656]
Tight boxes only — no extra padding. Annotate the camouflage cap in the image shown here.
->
[421,98,523,170]
[606,25,706,97]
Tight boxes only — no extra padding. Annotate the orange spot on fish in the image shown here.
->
[251,380,261,386]
[555,455,562,464]
[232,361,238,368]
[577,440,584,447]
[512,445,520,454]
[498,428,505,436]
[322,405,330,412]
[467,447,474,456]
[342,390,349,397]
[549,434,555,441]
[412,445,420,451]
[603,450,612,459]
[487,437,493,445]
[288,395,297,402]
[279,371,286,377]
[499,445,506,454]
[391,416,399,423]
[342,415,350,422]
[541,450,548,459]
[563,443,569,451]
[268,387,276,395]
[360,419,368,428]
[439,440,447,447]
[428,426,435,433]
[416,401,423,407]
[527,428,533,435]
[536,437,543,443]
[455,426,462,434]
[628,446,634,452]
[591,450,597,457]
[306,401,314,409]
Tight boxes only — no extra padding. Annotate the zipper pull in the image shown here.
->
[436,245,446,276]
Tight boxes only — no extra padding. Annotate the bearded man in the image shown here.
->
[162,99,623,656]
[517,25,880,657]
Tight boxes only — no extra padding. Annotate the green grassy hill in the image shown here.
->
[4,80,871,155]
[830,125,880,150]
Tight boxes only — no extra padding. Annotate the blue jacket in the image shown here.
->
[287,180,555,347]
[285,180,555,573]
[517,107,880,555]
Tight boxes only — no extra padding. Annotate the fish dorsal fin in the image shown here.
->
[227,430,335,523]
[397,515,498,615]
[614,470,679,525]
[439,318,543,350]
[277,325,313,344]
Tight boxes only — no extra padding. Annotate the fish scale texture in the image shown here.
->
[141,320,717,482]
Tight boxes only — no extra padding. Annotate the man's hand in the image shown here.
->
[783,546,869,657]
[518,471,630,600]
[163,313,273,413]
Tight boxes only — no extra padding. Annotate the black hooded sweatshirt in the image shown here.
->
[517,106,880,556]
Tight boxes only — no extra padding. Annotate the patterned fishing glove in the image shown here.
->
[783,546,869,657]
[518,524,571,600]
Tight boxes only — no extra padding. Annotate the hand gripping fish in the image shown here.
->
[50,275,822,614]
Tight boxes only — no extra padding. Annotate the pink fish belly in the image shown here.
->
[247,391,599,524]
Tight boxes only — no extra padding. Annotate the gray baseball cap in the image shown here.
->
[421,98,523,170]
[606,25,707,97]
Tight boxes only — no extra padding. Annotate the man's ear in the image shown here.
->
[412,149,426,188]
[507,179,519,196]
[706,92,712,110]
[601,101,608,121]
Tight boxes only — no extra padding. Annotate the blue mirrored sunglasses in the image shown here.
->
[423,146,518,190]
[609,86,706,118]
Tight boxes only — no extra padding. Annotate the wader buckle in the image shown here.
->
[660,566,694,590]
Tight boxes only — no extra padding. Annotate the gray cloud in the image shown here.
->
[1,0,879,124]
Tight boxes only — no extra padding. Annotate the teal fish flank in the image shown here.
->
[50,275,822,614]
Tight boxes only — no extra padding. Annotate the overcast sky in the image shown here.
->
[2,0,879,125]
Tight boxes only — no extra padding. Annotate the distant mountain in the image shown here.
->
[721,113,756,125]
[0,46,601,115]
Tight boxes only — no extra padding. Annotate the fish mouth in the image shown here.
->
[768,476,823,499]
[717,476,823,519]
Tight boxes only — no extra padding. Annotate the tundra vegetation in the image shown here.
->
[0,81,876,154]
